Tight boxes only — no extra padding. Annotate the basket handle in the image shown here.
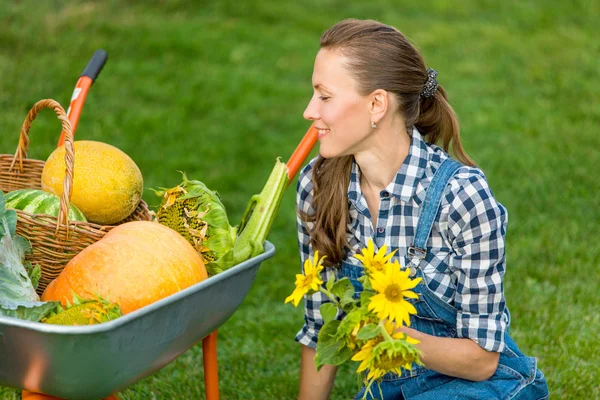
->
[10,99,74,229]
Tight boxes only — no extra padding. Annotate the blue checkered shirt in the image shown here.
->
[294,128,509,353]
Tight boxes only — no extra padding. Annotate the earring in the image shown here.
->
[371,121,377,128]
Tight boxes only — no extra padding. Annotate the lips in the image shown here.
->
[316,128,330,138]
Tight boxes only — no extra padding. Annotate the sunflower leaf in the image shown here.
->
[335,310,363,340]
[330,277,353,299]
[320,303,337,324]
[315,320,350,369]
[340,292,357,312]
[359,291,374,308]
[358,274,373,292]
[356,323,380,340]
[325,270,335,292]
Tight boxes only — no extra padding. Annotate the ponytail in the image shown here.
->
[415,86,476,167]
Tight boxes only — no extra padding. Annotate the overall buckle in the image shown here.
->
[407,246,426,277]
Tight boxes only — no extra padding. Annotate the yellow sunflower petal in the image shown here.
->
[403,290,419,299]
[356,358,371,373]
[401,276,422,290]
[367,239,375,253]
[406,335,420,345]
[369,271,390,293]
[381,248,398,264]
[403,300,417,315]
[284,288,305,307]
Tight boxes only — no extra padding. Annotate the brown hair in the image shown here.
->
[300,19,476,266]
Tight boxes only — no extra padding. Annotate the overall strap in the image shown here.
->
[408,157,462,275]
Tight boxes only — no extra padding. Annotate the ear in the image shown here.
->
[368,89,389,124]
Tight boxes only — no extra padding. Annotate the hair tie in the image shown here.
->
[420,68,438,98]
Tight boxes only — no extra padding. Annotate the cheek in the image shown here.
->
[324,99,366,129]
[335,101,369,141]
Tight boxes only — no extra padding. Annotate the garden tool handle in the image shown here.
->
[81,49,108,82]
[57,49,108,147]
[286,123,318,184]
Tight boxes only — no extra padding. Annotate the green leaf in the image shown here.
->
[340,290,357,311]
[28,264,41,291]
[314,320,341,368]
[331,277,357,311]
[358,274,373,291]
[0,209,16,238]
[335,310,363,339]
[0,300,60,322]
[0,211,58,322]
[0,190,5,219]
[325,270,335,292]
[320,303,338,324]
[356,323,380,340]
[315,320,353,369]
[330,277,353,299]
[359,291,374,312]
[328,343,353,366]
[359,291,374,304]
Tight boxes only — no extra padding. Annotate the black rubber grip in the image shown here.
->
[80,49,108,82]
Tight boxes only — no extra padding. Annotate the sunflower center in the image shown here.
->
[384,284,403,302]
[378,354,406,371]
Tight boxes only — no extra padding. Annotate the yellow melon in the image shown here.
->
[41,140,143,225]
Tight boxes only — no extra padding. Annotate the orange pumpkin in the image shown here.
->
[42,221,208,314]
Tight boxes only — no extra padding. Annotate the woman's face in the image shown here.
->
[303,48,372,158]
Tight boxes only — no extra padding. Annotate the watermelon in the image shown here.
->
[5,189,87,222]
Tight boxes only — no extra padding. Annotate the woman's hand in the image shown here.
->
[396,325,500,381]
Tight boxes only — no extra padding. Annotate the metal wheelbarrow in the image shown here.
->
[0,51,319,399]
[0,243,275,399]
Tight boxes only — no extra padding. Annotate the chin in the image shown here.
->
[319,145,352,159]
[318,146,339,159]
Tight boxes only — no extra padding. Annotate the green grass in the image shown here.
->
[1,0,598,398]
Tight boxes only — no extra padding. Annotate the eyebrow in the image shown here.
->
[314,83,330,91]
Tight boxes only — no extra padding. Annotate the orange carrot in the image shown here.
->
[286,124,319,183]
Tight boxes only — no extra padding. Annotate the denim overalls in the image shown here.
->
[341,158,549,400]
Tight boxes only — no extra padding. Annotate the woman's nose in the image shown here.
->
[303,96,319,121]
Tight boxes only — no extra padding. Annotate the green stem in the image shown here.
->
[233,159,289,264]
[318,287,342,309]
[378,321,395,343]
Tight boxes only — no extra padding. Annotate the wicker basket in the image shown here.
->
[0,99,152,294]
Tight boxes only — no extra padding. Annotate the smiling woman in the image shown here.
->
[293,18,549,400]
[304,50,384,158]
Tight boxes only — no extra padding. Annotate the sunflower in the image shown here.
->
[352,321,420,380]
[354,239,397,274]
[367,262,421,326]
[285,251,326,307]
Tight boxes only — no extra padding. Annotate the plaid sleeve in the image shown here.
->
[293,159,341,349]
[446,167,508,353]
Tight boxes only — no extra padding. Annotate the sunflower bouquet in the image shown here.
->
[285,240,423,398]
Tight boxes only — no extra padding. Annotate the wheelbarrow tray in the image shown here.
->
[0,241,275,400]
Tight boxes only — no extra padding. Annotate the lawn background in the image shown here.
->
[1,1,598,399]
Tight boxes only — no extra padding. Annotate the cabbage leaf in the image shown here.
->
[0,190,59,321]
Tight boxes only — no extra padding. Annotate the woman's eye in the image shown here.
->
[319,96,330,101]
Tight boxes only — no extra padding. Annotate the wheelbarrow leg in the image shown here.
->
[22,390,119,399]
[22,331,221,400]
[202,330,220,400]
